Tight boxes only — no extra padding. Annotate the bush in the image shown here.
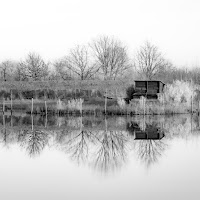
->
[164,80,196,106]
[126,85,135,102]
[22,90,35,99]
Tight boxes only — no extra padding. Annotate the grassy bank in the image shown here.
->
[0,97,197,116]
[0,80,198,116]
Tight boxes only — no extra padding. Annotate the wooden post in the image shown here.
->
[163,94,165,114]
[75,89,76,99]
[45,114,47,128]
[198,101,200,115]
[19,90,22,113]
[143,97,146,115]
[31,114,33,131]
[80,100,82,116]
[45,100,47,116]
[80,115,83,132]
[3,114,7,143]
[105,116,107,132]
[191,95,193,114]
[10,89,13,115]
[31,98,33,115]
[105,89,107,115]
[191,112,193,134]
[3,98,5,114]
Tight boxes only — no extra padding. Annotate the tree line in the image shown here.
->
[0,35,199,84]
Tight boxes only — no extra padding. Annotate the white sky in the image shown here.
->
[0,0,200,67]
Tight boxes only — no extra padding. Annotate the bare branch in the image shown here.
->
[91,36,130,80]
[135,41,170,80]
[20,53,49,81]
[65,45,97,80]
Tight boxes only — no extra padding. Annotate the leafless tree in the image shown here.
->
[14,62,28,81]
[91,36,130,80]
[65,45,97,80]
[20,53,49,81]
[53,59,72,80]
[0,60,15,81]
[135,41,171,80]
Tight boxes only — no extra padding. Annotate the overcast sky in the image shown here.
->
[0,0,199,67]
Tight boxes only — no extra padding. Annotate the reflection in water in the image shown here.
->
[18,129,48,157]
[127,117,167,167]
[0,114,199,173]
[133,139,167,168]
[92,129,129,173]
[63,130,92,164]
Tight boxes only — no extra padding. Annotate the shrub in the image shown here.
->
[56,99,66,110]
[164,80,196,106]
[22,90,35,99]
[126,85,135,102]
[117,97,126,109]
[67,98,84,110]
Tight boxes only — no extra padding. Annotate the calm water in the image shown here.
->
[0,114,200,200]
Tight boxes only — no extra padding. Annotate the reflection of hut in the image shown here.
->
[134,130,164,140]
[133,80,165,99]
[127,122,165,140]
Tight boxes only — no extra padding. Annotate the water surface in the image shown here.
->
[0,114,200,200]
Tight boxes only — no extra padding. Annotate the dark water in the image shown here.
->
[0,114,200,200]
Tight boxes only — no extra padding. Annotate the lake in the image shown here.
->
[0,114,200,200]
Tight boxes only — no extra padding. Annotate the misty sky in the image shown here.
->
[0,0,199,67]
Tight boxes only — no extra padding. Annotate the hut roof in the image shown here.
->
[134,80,165,85]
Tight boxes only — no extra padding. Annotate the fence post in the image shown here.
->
[3,97,5,114]
[31,98,33,115]
[45,114,47,128]
[198,101,200,115]
[105,89,107,115]
[163,94,165,114]
[10,89,13,115]
[191,94,193,114]
[143,97,146,115]
[45,100,47,116]
[31,114,34,131]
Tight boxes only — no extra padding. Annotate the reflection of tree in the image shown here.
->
[133,139,167,168]
[92,130,129,173]
[127,117,168,168]
[18,129,48,157]
[55,128,129,173]
[61,130,94,164]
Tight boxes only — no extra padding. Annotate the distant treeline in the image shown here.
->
[0,35,199,85]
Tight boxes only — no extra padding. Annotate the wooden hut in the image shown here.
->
[133,80,165,99]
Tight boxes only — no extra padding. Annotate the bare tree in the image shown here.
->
[91,36,130,80]
[65,45,96,80]
[0,60,15,81]
[20,53,49,81]
[14,62,27,81]
[53,59,72,80]
[135,41,170,80]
